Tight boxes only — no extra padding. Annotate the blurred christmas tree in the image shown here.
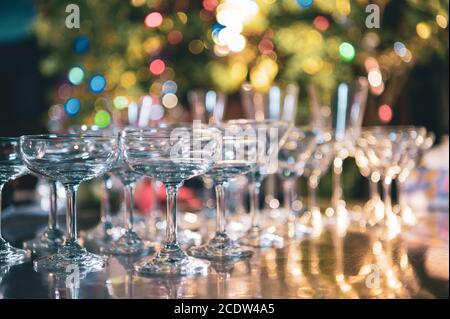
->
[34,0,448,130]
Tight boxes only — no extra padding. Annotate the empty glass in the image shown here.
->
[188,89,227,125]
[396,130,433,225]
[23,180,65,255]
[331,78,369,230]
[0,137,31,266]
[227,119,291,248]
[189,124,257,260]
[301,132,334,237]
[278,127,317,238]
[101,152,155,256]
[69,125,121,244]
[358,126,425,237]
[20,134,118,273]
[122,124,220,276]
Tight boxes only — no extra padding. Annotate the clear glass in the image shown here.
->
[331,78,369,230]
[122,124,220,276]
[0,138,31,266]
[226,119,291,248]
[20,134,118,274]
[278,127,317,238]
[301,134,334,238]
[23,180,65,255]
[396,131,433,226]
[358,126,426,237]
[190,125,257,260]
[68,125,122,244]
[101,157,155,256]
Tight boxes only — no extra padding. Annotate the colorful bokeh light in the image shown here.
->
[339,42,356,62]
[64,98,81,117]
[297,0,313,9]
[89,74,107,93]
[378,104,393,123]
[149,59,166,75]
[94,110,111,128]
[68,67,84,85]
[313,16,330,31]
[73,35,90,54]
[145,12,163,28]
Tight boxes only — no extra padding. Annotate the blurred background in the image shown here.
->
[0,0,448,216]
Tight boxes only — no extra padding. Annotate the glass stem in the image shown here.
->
[101,176,111,224]
[124,183,135,231]
[0,184,4,239]
[308,176,318,212]
[164,183,180,248]
[215,182,227,236]
[369,177,379,202]
[397,179,407,208]
[48,181,58,231]
[382,180,393,217]
[332,157,344,210]
[249,178,261,229]
[282,178,296,223]
[65,184,79,242]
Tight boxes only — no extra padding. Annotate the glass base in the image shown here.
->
[296,209,323,238]
[134,244,209,276]
[239,226,284,248]
[33,239,105,274]
[83,220,123,243]
[0,238,31,266]
[101,229,155,256]
[23,228,65,255]
[189,233,253,261]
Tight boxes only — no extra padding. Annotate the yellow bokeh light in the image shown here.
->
[176,12,188,24]
[302,56,324,75]
[120,71,137,88]
[130,0,146,7]
[143,37,162,54]
[162,93,178,108]
[436,14,448,29]
[336,0,351,16]
[416,22,432,39]
[188,40,205,54]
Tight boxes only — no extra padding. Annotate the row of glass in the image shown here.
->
[0,121,432,278]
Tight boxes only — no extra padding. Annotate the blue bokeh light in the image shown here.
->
[88,74,107,94]
[74,35,90,55]
[64,97,81,117]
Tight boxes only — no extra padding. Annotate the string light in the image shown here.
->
[436,14,448,29]
[296,0,313,9]
[313,16,330,31]
[393,42,407,57]
[113,96,128,109]
[145,12,163,28]
[73,35,90,54]
[88,74,107,93]
[339,42,356,62]
[368,69,383,87]
[149,59,165,75]
[64,98,81,117]
[162,93,178,108]
[416,22,432,39]
[94,110,111,128]
[378,104,393,123]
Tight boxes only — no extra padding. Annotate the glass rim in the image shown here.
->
[361,125,426,132]
[20,134,118,141]
[0,137,20,142]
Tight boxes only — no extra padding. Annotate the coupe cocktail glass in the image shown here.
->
[20,134,118,273]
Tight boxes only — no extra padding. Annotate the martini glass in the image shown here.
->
[357,126,424,237]
[20,134,118,273]
[331,78,369,230]
[0,137,31,266]
[278,127,317,238]
[122,124,220,276]
[227,119,291,248]
[189,124,257,260]
[101,152,155,256]
[23,180,65,255]
[395,130,432,226]
[301,132,334,238]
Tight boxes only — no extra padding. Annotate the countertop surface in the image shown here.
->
[1,209,448,299]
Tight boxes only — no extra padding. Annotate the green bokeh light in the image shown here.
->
[68,67,84,85]
[94,110,111,128]
[339,42,356,62]
[113,96,128,109]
